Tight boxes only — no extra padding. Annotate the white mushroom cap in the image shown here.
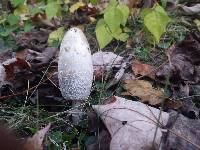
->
[58,27,93,101]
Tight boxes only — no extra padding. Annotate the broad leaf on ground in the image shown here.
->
[7,14,20,26]
[45,2,61,20]
[142,3,171,43]
[117,5,129,26]
[95,19,113,49]
[92,96,169,150]
[104,6,123,32]
[48,27,65,46]
[10,0,24,7]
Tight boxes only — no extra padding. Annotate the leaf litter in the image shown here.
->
[0,0,200,150]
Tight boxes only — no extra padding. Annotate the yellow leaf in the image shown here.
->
[14,4,29,15]
[48,27,65,46]
[69,2,85,13]
[64,0,70,4]
[194,19,200,31]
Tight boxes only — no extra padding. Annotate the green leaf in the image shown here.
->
[10,0,24,7]
[111,27,122,39]
[45,2,61,20]
[0,26,18,37]
[24,21,34,32]
[90,0,98,4]
[30,7,43,16]
[117,5,129,26]
[48,27,65,46]
[118,33,129,41]
[7,14,20,26]
[142,4,171,43]
[104,6,123,32]
[95,19,113,49]
[112,28,129,41]
[194,19,200,31]
[109,0,118,6]
[49,131,63,144]
[140,9,152,19]
[103,0,118,14]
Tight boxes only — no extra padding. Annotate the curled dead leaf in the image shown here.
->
[132,60,156,79]
[2,58,31,80]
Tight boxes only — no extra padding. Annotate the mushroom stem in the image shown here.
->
[71,101,85,125]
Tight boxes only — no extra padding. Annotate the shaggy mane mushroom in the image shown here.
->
[58,27,93,124]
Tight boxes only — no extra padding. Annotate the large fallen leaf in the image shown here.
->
[92,96,169,150]
[132,60,156,79]
[161,112,200,150]
[23,124,51,150]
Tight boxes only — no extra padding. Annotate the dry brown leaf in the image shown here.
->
[123,80,165,105]
[165,99,183,110]
[132,60,156,79]
[123,80,183,109]
[2,58,31,80]
[156,34,200,83]
[31,13,55,27]
[23,124,51,150]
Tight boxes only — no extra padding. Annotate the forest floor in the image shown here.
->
[0,0,200,150]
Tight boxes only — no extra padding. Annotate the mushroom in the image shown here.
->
[58,27,93,124]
